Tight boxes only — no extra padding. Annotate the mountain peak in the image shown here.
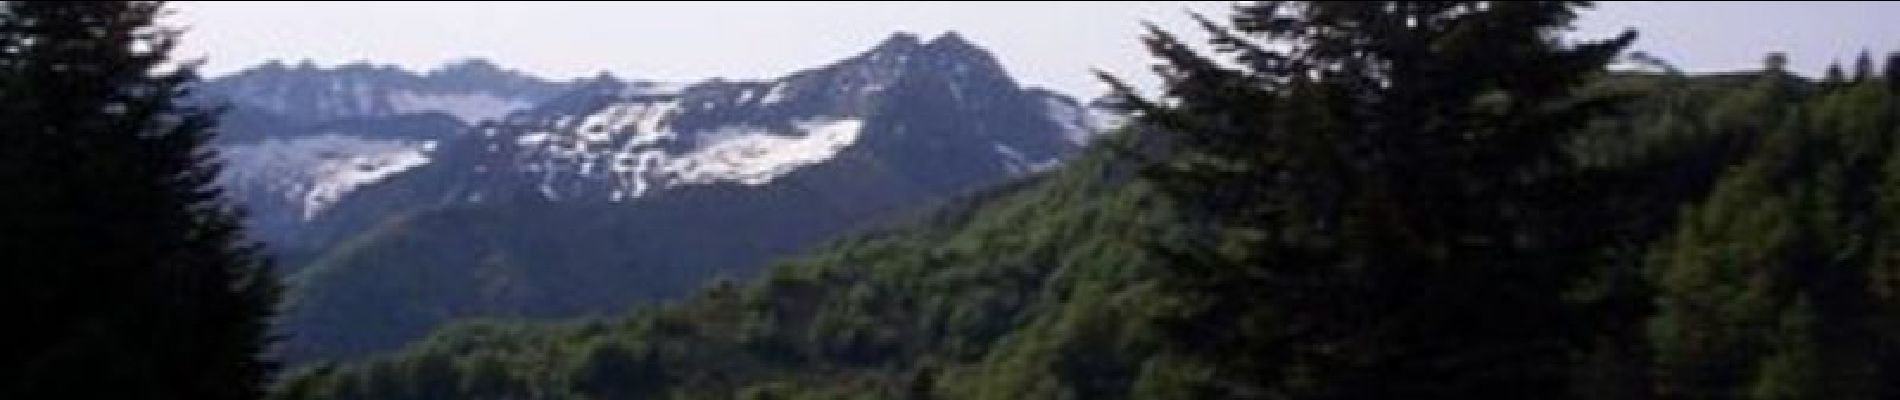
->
[908,31,1013,90]
[866,32,924,57]
[926,31,976,51]
[920,31,996,64]
[588,70,624,85]
[433,58,505,76]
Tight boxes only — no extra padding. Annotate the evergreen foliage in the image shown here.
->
[0,1,1875,398]
[1102,1,1637,397]
[266,2,1900,399]
[0,1,280,398]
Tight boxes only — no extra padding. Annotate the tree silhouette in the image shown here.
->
[0,2,279,398]
[1854,49,1874,82]
[1105,1,1635,397]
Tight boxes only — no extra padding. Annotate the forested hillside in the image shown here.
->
[8,1,1900,399]
[275,19,1900,398]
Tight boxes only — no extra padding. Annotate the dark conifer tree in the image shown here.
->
[1105,1,1634,397]
[1886,52,1900,94]
[1854,49,1874,83]
[1766,52,1790,75]
[0,2,278,398]
[1825,61,1847,89]
[1649,45,1900,399]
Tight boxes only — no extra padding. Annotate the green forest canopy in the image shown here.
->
[271,2,1900,399]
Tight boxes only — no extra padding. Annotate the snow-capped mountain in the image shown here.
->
[203,58,572,126]
[435,32,1086,205]
[201,60,585,243]
[201,32,1107,362]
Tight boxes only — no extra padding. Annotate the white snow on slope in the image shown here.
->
[669,119,864,185]
[222,134,434,220]
[1041,96,1100,145]
[759,83,789,104]
[628,82,690,97]
[504,97,865,201]
[993,142,1031,174]
[389,91,536,124]
[576,101,677,144]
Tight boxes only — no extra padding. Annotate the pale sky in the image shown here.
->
[170,1,1900,99]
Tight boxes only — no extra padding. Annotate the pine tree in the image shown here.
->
[1854,49,1874,83]
[1646,118,1803,398]
[1886,52,1900,94]
[1649,55,1900,399]
[1105,1,1635,397]
[0,2,279,398]
[1825,61,1847,89]
[1766,52,1790,74]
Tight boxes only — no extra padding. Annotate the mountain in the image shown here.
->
[418,32,1088,206]
[203,58,573,127]
[203,59,587,248]
[199,32,1104,362]
[266,67,1900,400]
[272,137,1158,400]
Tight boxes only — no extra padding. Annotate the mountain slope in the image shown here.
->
[204,60,584,247]
[268,70,1884,399]
[267,32,1099,362]
[203,58,572,127]
[274,134,1174,399]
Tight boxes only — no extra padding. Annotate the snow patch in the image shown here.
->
[495,89,867,201]
[629,82,690,97]
[759,83,789,104]
[669,119,864,185]
[221,134,434,220]
[1041,96,1101,144]
[389,91,536,124]
[516,132,552,146]
[993,142,1031,174]
[567,101,676,145]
